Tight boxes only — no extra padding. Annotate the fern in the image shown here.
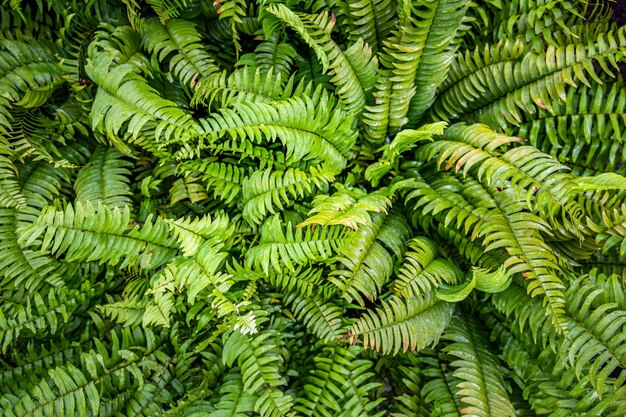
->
[2,0,626,415]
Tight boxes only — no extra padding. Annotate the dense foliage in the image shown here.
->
[1,0,626,415]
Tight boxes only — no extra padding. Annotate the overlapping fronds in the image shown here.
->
[2,0,626,415]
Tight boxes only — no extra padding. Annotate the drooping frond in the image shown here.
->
[0,39,64,130]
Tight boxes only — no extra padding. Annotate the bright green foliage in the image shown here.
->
[1,0,626,416]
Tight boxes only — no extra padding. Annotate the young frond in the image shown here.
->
[298,185,392,230]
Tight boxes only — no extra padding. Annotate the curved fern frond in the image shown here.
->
[348,293,454,355]
[0,39,64,128]
[192,66,291,109]
[330,210,411,304]
[393,236,463,298]
[267,4,378,117]
[286,292,344,342]
[86,53,200,143]
[433,28,626,127]
[298,185,392,230]
[222,331,294,417]
[245,215,349,275]
[443,315,515,417]
[142,17,220,88]
[236,32,297,80]
[241,164,335,225]
[177,96,356,172]
[17,201,178,269]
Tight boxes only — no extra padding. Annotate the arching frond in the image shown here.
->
[86,52,200,143]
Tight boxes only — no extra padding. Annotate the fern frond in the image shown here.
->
[165,212,234,256]
[245,215,349,275]
[0,155,26,209]
[560,277,626,396]
[393,236,463,298]
[17,201,178,269]
[86,52,200,143]
[75,145,133,209]
[267,4,378,117]
[433,28,626,127]
[298,185,392,230]
[222,331,294,417]
[209,371,257,416]
[348,293,454,355]
[343,0,395,54]
[0,39,64,128]
[177,96,357,172]
[330,210,411,304]
[286,292,343,342]
[142,18,220,88]
[237,32,297,79]
[192,66,290,109]
[241,164,335,225]
[443,315,515,417]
